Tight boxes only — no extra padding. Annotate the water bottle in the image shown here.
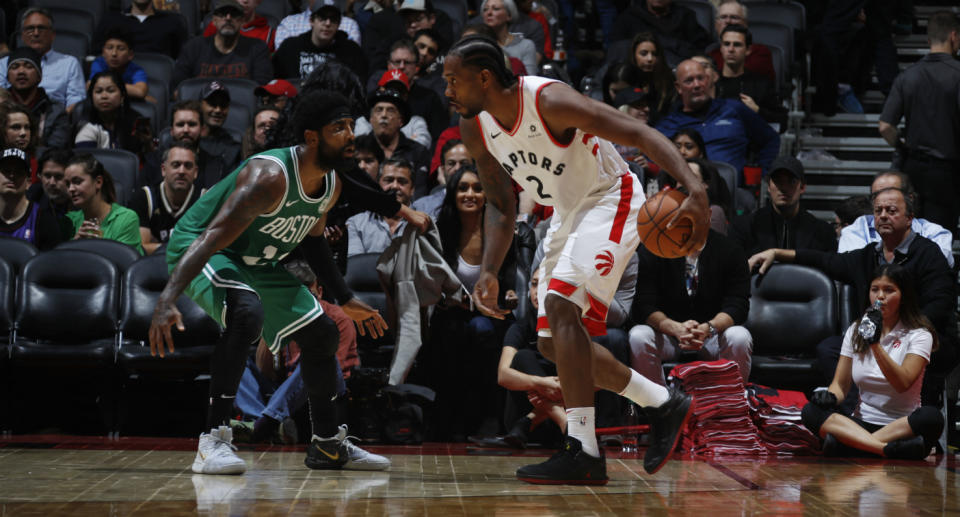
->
[858,300,883,341]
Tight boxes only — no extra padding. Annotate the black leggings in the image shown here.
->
[801,402,944,451]
[207,288,341,437]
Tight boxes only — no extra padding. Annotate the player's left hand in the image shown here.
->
[668,186,710,256]
[472,271,511,319]
[342,297,388,338]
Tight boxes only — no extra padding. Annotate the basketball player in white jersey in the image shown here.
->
[443,36,711,484]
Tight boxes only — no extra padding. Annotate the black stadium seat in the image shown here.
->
[0,236,38,274]
[344,252,393,363]
[9,249,120,432]
[117,255,220,379]
[56,239,141,276]
[31,0,105,29]
[115,255,220,431]
[0,258,13,345]
[83,148,141,203]
[135,52,176,94]
[746,264,839,390]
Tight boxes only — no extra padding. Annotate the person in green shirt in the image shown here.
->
[64,153,143,254]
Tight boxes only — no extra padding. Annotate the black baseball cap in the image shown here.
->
[769,156,805,182]
[0,148,30,178]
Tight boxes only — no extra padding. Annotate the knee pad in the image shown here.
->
[909,405,945,446]
[225,289,264,345]
[800,402,826,436]
[292,314,340,357]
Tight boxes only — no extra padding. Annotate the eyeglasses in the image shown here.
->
[389,59,417,67]
[22,25,52,34]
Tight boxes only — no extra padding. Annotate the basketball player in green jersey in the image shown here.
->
[149,91,425,474]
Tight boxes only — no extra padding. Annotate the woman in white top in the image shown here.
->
[801,264,944,459]
[426,165,519,440]
[481,0,538,75]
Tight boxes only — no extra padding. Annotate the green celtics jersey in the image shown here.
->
[173,146,336,267]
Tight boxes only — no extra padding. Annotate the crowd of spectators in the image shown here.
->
[0,0,956,455]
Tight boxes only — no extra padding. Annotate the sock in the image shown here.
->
[566,407,599,457]
[206,394,236,430]
[619,370,670,408]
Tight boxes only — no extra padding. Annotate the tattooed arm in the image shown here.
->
[148,159,287,357]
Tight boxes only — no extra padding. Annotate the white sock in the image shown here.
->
[619,369,670,408]
[566,407,599,458]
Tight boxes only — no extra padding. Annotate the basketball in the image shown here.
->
[637,188,693,258]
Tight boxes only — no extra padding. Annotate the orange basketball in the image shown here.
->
[637,188,693,258]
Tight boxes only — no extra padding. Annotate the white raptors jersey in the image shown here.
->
[475,76,631,214]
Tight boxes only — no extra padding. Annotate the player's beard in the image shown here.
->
[315,142,354,172]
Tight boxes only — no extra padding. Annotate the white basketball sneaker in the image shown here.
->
[342,426,391,471]
[192,425,247,475]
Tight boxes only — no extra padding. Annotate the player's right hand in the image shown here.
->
[748,249,777,275]
[472,272,510,319]
[149,298,183,358]
[669,187,710,256]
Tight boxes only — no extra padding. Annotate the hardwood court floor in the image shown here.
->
[0,435,958,516]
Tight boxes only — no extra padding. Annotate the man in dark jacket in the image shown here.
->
[95,0,188,59]
[272,5,368,81]
[730,156,835,256]
[749,186,956,406]
[629,230,753,383]
[362,0,455,71]
[4,47,70,149]
[610,0,711,66]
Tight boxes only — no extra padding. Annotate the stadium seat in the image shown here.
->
[434,0,467,39]
[256,1,290,23]
[9,249,120,431]
[135,53,176,95]
[115,255,220,431]
[176,77,258,109]
[744,1,806,33]
[345,252,393,364]
[83,148,141,204]
[746,264,839,390]
[0,258,13,346]
[221,102,252,142]
[0,237,38,274]
[751,21,795,68]
[56,240,141,276]
[130,99,160,137]
[145,77,170,129]
[31,0,106,29]
[836,280,860,331]
[711,160,757,216]
[676,0,716,41]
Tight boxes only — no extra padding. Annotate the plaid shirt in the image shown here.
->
[275,8,361,48]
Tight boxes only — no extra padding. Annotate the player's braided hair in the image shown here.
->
[448,35,517,87]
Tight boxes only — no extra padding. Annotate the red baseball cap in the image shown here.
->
[377,69,411,93]
[255,79,299,98]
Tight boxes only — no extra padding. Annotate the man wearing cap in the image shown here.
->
[94,0,187,60]
[346,156,418,257]
[198,81,243,174]
[172,0,273,88]
[255,79,298,111]
[363,0,455,71]
[367,39,449,141]
[355,70,431,149]
[276,1,362,49]
[367,87,432,198]
[144,100,229,190]
[4,47,70,149]
[0,147,61,250]
[273,5,368,82]
[202,0,277,51]
[730,156,836,256]
[0,8,85,113]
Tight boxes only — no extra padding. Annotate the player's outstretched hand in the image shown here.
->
[472,271,511,319]
[149,298,183,358]
[748,249,776,275]
[342,298,388,338]
[669,187,710,256]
